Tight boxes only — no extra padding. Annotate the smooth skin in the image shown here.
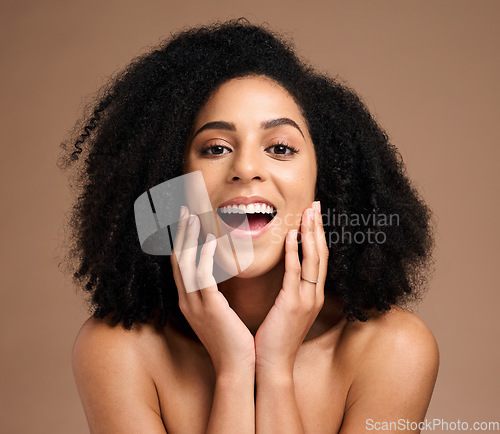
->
[72,76,439,433]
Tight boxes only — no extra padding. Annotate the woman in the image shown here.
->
[61,19,439,433]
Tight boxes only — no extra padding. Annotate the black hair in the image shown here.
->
[59,18,434,332]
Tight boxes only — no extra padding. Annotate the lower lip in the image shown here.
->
[216,213,277,239]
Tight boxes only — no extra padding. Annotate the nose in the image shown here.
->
[226,146,266,184]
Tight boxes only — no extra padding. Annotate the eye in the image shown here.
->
[266,143,299,157]
[200,144,231,156]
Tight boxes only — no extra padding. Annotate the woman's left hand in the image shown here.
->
[254,201,328,374]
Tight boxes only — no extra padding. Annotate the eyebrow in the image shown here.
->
[191,117,304,139]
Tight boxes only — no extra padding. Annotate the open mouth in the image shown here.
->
[216,203,277,231]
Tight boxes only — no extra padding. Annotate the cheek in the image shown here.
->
[281,167,316,200]
[276,175,315,228]
[196,168,225,202]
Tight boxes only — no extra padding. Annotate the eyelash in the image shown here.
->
[199,142,299,157]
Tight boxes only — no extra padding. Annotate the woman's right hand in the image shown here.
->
[170,207,255,377]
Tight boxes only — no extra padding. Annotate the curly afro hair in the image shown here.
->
[59,18,434,333]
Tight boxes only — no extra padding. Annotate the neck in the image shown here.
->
[217,261,345,339]
[217,260,285,335]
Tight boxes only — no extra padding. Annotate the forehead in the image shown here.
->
[194,75,307,126]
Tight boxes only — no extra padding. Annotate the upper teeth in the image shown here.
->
[218,203,276,214]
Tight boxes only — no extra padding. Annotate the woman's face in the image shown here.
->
[184,75,317,277]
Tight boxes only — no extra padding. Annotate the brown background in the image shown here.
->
[1,0,499,432]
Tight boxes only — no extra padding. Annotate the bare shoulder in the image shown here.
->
[364,306,439,362]
[73,315,158,353]
[73,316,134,354]
[73,316,157,374]
[72,317,167,433]
[338,306,440,432]
[340,305,439,362]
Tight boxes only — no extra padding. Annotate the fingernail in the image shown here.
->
[206,233,216,242]
[290,229,298,240]
[188,214,196,225]
[313,201,321,213]
[309,208,315,222]
[180,206,189,219]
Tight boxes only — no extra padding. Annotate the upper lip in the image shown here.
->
[217,196,276,210]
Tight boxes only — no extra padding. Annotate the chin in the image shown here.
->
[235,249,285,279]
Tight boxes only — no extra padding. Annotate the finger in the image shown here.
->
[172,206,189,266]
[312,201,327,303]
[282,229,301,297]
[171,206,190,303]
[178,214,202,294]
[299,207,320,295]
[197,233,218,295]
[313,201,328,285]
